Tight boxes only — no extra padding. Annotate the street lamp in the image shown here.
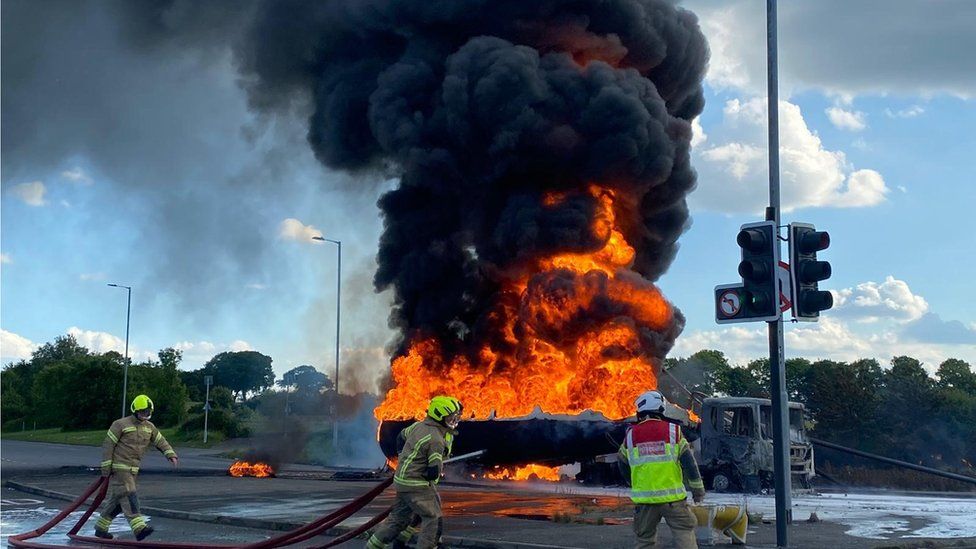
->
[107,283,132,418]
[312,235,342,451]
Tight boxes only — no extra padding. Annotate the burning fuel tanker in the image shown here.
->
[378,406,697,467]
[379,411,628,466]
[236,0,708,454]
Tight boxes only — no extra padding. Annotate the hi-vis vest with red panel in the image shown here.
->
[620,418,689,504]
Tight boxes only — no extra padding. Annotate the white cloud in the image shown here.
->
[690,117,708,148]
[885,105,925,119]
[61,167,93,185]
[229,340,252,352]
[832,276,929,323]
[279,218,323,243]
[694,98,888,213]
[674,317,975,374]
[1,253,11,264]
[825,107,867,131]
[175,340,217,355]
[173,339,252,367]
[701,143,762,180]
[9,181,47,206]
[674,274,974,371]
[246,283,267,290]
[66,327,126,354]
[1,329,37,362]
[697,7,754,91]
[79,272,107,281]
[686,0,975,98]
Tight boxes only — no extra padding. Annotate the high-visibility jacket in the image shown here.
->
[618,418,692,504]
[393,417,452,490]
[101,415,177,474]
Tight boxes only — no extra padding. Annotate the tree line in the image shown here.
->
[1,335,335,438]
[660,351,976,472]
[4,334,974,473]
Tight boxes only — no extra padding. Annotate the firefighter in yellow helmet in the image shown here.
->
[367,396,462,549]
[94,395,178,540]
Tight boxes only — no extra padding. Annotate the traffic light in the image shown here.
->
[715,221,780,324]
[736,221,779,320]
[789,222,832,320]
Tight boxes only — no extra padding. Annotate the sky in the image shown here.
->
[2,0,974,393]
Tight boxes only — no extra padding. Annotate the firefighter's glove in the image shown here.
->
[423,465,440,481]
[692,488,705,504]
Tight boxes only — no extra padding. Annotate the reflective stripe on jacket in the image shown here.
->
[101,415,177,472]
[619,418,688,504]
[393,417,450,489]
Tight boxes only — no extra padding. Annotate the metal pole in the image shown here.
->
[333,240,342,451]
[203,380,211,443]
[123,287,131,418]
[766,1,792,546]
[109,284,133,418]
[311,236,343,453]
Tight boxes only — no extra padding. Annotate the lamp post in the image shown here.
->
[312,235,342,451]
[107,283,132,418]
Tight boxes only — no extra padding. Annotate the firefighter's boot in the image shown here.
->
[135,524,155,541]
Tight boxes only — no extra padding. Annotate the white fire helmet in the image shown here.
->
[635,390,667,415]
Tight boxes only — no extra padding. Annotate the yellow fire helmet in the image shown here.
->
[427,395,462,422]
[130,394,154,415]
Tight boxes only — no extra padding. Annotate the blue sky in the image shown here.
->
[2,0,974,391]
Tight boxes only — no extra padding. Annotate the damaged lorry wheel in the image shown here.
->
[711,471,733,492]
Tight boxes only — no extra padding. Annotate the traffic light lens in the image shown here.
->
[799,261,831,283]
[800,290,833,313]
[738,259,770,281]
[748,291,770,312]
[799,231,830,253]
[737,229,767,252]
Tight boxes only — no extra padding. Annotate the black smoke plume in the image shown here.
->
[236,0,708,369]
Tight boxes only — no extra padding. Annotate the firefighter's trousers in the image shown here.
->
[367,486,441,549]
[95,471,149,534]
[634,500,698,549]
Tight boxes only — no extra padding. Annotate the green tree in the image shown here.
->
[0,362,29,421]
[878,356,937,462]
[804,359,883,446]
[937,359,976,395]
[32,354,122,429]
[31,335,89,366]
[180,368,207,402]
[126,348,189,427]
[203,351,274,400]
[278,365,332,394]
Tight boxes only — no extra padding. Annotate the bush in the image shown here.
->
[178,408,251,439]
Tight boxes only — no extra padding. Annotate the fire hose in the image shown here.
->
[7,449,485,549]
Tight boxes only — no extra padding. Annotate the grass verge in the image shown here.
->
[1,426,222,449]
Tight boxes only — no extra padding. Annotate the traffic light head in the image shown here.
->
[736,221,778,320]
[789,223,833,320]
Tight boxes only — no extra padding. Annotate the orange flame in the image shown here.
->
[376,185,674,422]
[228,460,274,478]
[484,464,562,482]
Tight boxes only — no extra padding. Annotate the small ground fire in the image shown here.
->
[482,464,563,482]
[228,460,275,478]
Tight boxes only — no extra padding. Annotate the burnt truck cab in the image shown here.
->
[692,397,815,492]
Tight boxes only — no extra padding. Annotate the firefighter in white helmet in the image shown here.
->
[618,390,705,549]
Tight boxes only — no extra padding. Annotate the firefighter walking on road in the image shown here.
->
[94,394,179,540]
[618,390,705,549]
[367,396,462,549]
